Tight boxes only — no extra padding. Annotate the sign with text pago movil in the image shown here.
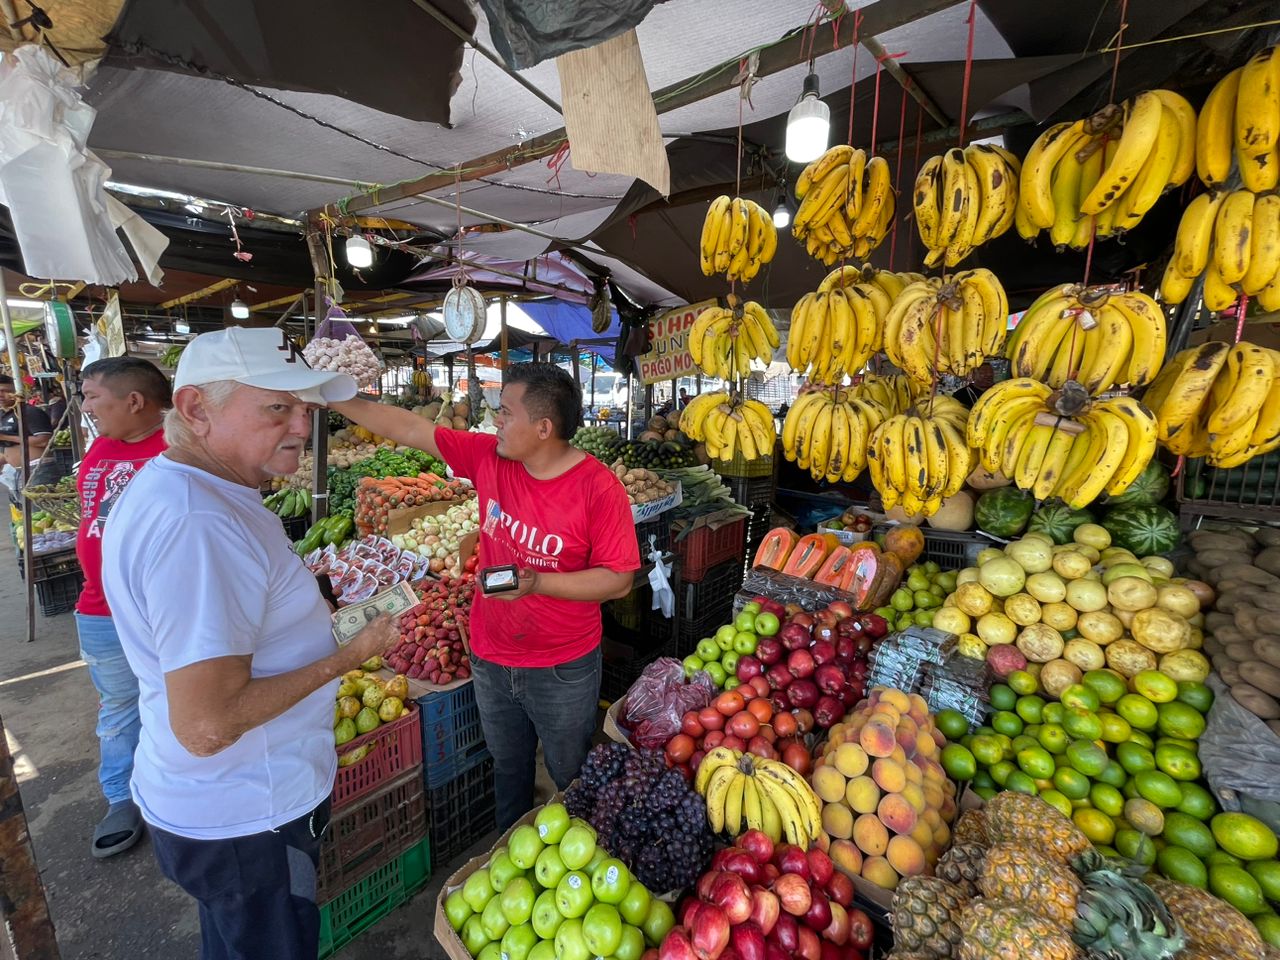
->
[634,299,717,385]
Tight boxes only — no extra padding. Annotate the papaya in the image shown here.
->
[782,534,828,578]
[814,545,853,587]
[870,552,907,609]
[884,525,925,565]
[753,528,796,570]
[843,543,884,609]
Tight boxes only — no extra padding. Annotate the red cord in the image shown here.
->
[889,81,910,270]
[846,10,862,145]
[958,0,978,147]
[1235,294,1249,342]
[1109,0,1130,105]
[1081,220,1098,286]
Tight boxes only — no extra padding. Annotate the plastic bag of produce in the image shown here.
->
[304,303,382,386]
[621,658,715,748]
[1199,674,1280,832]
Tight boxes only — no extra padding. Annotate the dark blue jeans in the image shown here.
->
[150,799,330,960]
[470,647,601,830]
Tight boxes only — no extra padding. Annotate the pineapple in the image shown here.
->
[936,843,986,896]
[891,876,969,959]
[952,808,990,847]
[1072,853,1185,960]
[957,899,1079,960]
[984,791,1092,863]
[1145,876,1267,960]
[978,843,1081,928]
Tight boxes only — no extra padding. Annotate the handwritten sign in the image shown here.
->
[634,299,717,385]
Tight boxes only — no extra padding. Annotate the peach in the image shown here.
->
[871,758,907,794]
[903,762,923,787]
[922,808,943,831]
[914,731,938,758]
[931,727,947,748]
[853,813,889,856]
[845,776,881,814]
[900,782,926,815]
[829,838,863,877]
[922,782,945,811]
[894,715,919,751]
[860,855,900,891]
[907,693,929,724]
[933,822,952,849]
[940,794,958,823]
[832,743,869,779]
[812,766,849,804]
[821,803,854,840]
[870,707,901,729]
[858,720,896,758]
[909,817,934,850]
[877,793,919,836]
[886,836,927,878]
[881,688,911,713]
[826,729,846,749]
[888,744,908,766]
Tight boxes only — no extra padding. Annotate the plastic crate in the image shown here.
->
[317,835,431,959]
[674,518,745,582]
[281,514,311,542]
[333,702,423,811]
[317,767,426,904]
[417,681,489,789]
[1178,452,1280,518]
[675,559,743,656]
[425,755,495,867]
[635,517,671,559]
[17,547,79,582]
[601,635,668,702]
[724,473,776,508]
[36,570,82,616]
[713,449,776,478]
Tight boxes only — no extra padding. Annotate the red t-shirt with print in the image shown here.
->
[434,429,640,667]
[76,430,168,616]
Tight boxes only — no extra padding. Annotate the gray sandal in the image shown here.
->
[92,801,143,859]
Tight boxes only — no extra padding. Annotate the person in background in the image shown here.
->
[678,387,691,409]
[102,328,397,960]
[45,383,68,431]
[75,357,172,858]
[0,373,53,457]
[951,362,996,408]
[332,363,639,829]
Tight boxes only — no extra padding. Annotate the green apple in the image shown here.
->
[462,915,491,956]
[641,898,675,946]
[682,654,704,679]
[590,858,632,904]
[507,825,545,869]
[698,637,722,661]
[558,823,597,871]
[753,612,779,637]
[480,894,510,940]
[732,630,758,655]
[704,661,727,687]
[463,869,496,912]
[500,877,537,926]
[528,940,557,960]
[445,889,473,931]
[585,845,609,875]
[532,889,565,939]
[582,903,623,957]
[500,922,539,960]
[534,802,571,845]
[477,942,502,960]
[534,845,568,888]
[489,850,524,891]
[741,601,762,615]
[618,878,651,926]
[724,676,741,691]
[734,611,757,633]
[555,919,590,960]
[616,924,646,960]
[716,624,739,646]
[721,651,740,676]
[555,870,593,919]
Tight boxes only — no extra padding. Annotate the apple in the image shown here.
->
[555,871,593,919]
[814,695,844,728]
[683,655,705,679]
[730,922,767,960]
[827,601,854,620]
[740,829,774,864]
[736,655,763,681]
[582,902,624,957]
[699,638,723,661]
[715,848,762,884]
[764,946,788,960]
[691,902,731,960]
[778,623,811,651]
[753,612,780,637]
[823,902,849,946]
[704,661,727,688]
[787,679,820,710]
[716,624,739,647]
[445,889,474,932]
[790,612,815,629]
[787,648,816,679]
[532,889,565,939]
[802,889,831,932]
[735,611,758,633]
[709,871,753,925]
[619,878,652,926]
[846,908,875,951]
[481,895,510,940]
[559,824,597,871]
[825,872,854,908]
[796,925,821,960]
[461,915,491,956]
[697,870,721,902]
[500,920,538,959]
[657,927,696,960]
[755,638,783,665]
[733,630,759,655]
[722,651,741,676]
[508,825,545,869]
[810,640,836,665]
[535,802,571,845]
[774,844,809,879]
[742,601,762,616]
[463,868,497,912]
[765,664,793,691]
[591,858,632,905]
[773,873,812,917]
[642,899,676,946]
[771,913,799,953]
[749,887,779,935]
[814,664,845,695]
[534,845,568,888]
[490,849,525,891]
[819,943,842,960]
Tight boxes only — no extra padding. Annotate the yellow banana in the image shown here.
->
[1152,89,1197,187]
[914,154,944,250]
[1173,191,1225,278]
[1033,425,1076,501]
[1214,190,1256,286]
[1020,120,1086,228]
[1082,92,1163,215]
[1156,341,1230,447]
[1208,342,1274,437]
[1196,68,1242,187]
[1243,194,1280,295]
[1048,146,1085,248]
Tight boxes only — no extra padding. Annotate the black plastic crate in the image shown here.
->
[1178,452,1280,519]
[724,473,775,509]
[872,524,990,571]
[425,755,495,866]
[49,447,76,475]
[675,559,743,656]
[17,547,79,582]
[36,570,82,616]
[634,517,671,559]
[281,515,311,542]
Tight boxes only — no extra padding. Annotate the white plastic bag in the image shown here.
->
[647,549,674,619]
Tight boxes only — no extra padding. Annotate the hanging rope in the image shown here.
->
[957,0,979,147]
[869,53,906,155]
[846,9,863,145]
[1108,0,1131,105]
[889,81,911,270]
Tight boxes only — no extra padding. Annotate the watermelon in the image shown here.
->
[1104,461,1170,507]
[1103,504,1181,555]
[1027,502,1095,544]
[974,487,1035,538]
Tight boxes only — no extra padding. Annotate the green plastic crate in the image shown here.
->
[317,835,431,958]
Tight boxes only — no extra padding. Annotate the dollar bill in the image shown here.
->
[332,581,417,645]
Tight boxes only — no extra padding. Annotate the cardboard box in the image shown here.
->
[387,499,480,564]
[631,482,682,523]
[602,698,632,746]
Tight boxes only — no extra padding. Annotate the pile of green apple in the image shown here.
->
[444,801,676,960]
[682,599,784,690]
[872,562,959,634]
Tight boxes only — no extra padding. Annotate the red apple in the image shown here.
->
[760,863,780,884]
[698,870,721,901]
[659,927,698,960]
[729,921,766,960]
[739,829,775,864]
[773,873,812,917]
[717,949,739,960]
[787,648,816,679]
[768,693,789,715]
[820,943,843,960]
[709,871,753,925]
[749,887,779,936]
[806,848,835,887]
[755,637,784,666]
[643,951,660,960]
[773,844,810,879]
[771,914,799,953]
[690,902,731,960]
[765,664,793,691]
[814,695,844,728]
[765,947,789,960]
[803,889,831,932]
[814,663,846,695]
[746,735,776,760]
[827,601,854,620]
[824,902,850,946]
[846,908,874,951]
[778,623,812,651]
[788,612,815,630]
[796,925,821,960]
[736,655,763,682]
[721,734,746,752]
[682,899,703,928]
[787,679,820,710]
[825,872,854,908]
[810,640,836,665]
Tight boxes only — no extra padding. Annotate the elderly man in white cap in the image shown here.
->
[101,327,396,960]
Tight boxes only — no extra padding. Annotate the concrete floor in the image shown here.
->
[0,545,526,960]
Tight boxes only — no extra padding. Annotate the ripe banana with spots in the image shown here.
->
[882,269,1009,385]
[781,386,889,483]
[680,390,777,463]
[688,298,780,379]
[695,747,821,845]
[913,143,1020,266]
[1160,189,1280,312]
[699,196,779,282]
[867,398,975,517]
[788,267,914,384]
[792,146,896,265]
[1196,46,1280,191]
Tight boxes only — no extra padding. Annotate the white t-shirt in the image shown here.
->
[102,455,336,840]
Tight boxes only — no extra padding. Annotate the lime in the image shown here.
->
[1117,694,1159,731]
[1096,760,1128,788]
[1176,680,1215,713]
[1007,670,1039,696]
[940,744,977,781]
[1246,861,1280,902]
[1010,735,1039,755]
[1134,770,1183,809]
[935,709,970,741]
[1098,712,1133,744]
[1128,729,1155,749]
[1175,782,1217,820]
[972,770,996,791]
[991,711,1024,738]
[1115,828,1158,866]
[1162,811,1218,858]
[1053,766,1091,801]
[1254,913,1280,948]
[1158,845,1209,888]
[970,735,1004,767]
[1062,708,1103,742]
[1083,669,1128,704]
[1005,770,1039,795]
[1209,864,1268,916]
[1089,782,1126,818]
[1074,808,1117,845]
[1060,683,1101,712]
[988,760,1015,787]
[1016,745,1056,780]
[1212,812,1280,861]
[1066,739,1109,777]
[1206,850,1245,868]
[1040,789,1075,819]
[1132,670,1179,703]
[1038,723,1069,755]
[1157,701,1207,741]
[1116,741,1157,775]
[973,784,997,801]
[1042,702,1066,725]
[989,684,1017,711]
[1154,743,1202,781]
[993,733,1014,759]
[1016,695,1046,725]
[1156,736,1198,752]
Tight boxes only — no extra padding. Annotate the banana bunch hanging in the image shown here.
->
[699,196,779,283]
[1196,46,1280,191]
[914,143,1022,266]
[1160,190,1280,311]
[881,269,1010,385]
[867,396,976,517]
[791,146,896,265]
[781,386,890,483]
[687,297,780,380]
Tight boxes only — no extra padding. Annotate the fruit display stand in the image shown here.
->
[872,523,994,571]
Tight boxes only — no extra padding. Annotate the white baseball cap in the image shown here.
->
[173,327,358,405]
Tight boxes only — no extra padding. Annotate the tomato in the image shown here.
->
[680,711,705,738]
[748,676,771,699]
[720,734,746,752]
[782,742,812,775]
[714,690,747,717]
[727,710,760,740]
[702,730,725,750]
[747,699,773,724]
[773,711,798,738]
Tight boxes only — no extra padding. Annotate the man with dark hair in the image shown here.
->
[75,356,172,858]
[332,362,640,828]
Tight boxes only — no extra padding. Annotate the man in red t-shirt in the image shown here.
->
[75,357,171,858]
[334,364,639,827]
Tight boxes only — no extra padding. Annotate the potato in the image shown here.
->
[1234,606,1263,637]
[1254,636,1280,668]
[1255,547,1280,577]
[1196,549,1255,569]
[1231,683,1280,719]
[1213,625,1246,646]
[1184,559,1208,580]
[1205,612,1235,632]
[1215,589,1257,613]
[1202,636,1223,657]
[1225,641,1256,662]
[1218,562,1279,586]
[1215,657,1242,686]
[1252,593,1280,614]
[1106,639,1158,677]
[1190,531,1256,552]
[1253,527,1280,548]
[1241,661,1280,697]
[1269,719,1280,737]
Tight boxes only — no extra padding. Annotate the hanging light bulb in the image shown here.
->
[772,201,791,229]
[785,71,830,163]
[230,299,250,320]
[346,234,373,269]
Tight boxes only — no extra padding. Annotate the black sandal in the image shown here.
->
[92,802,143,859]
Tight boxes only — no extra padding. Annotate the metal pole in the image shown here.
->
[500,297,509,378]
[0,271,36,642]
[625,373,634,440]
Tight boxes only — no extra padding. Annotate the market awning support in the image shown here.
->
[0,269,37,643]
[304,229,331,526]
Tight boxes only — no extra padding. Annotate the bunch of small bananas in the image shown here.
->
[1160,190,1280,311]
[866,397,974,517]
[687,298,780,379]
[850,373,925,415]
[965,379,1157,507]
[791,146,896,265]
[695,747,822,847]
[787,286,886,385]
[1196,46,1280,191]
[1006,284,1166,394]
[914,143,1022,266]
[882,269,1010,385]
[1143,340,1280,467]
[698,196,779,282]
[680,391,777,461]
[780,386,889,483]
[1017,89,1196,244]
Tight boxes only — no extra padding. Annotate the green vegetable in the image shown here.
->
[974,487,1035,538]
[1104,461,1170,507]
[1027,502,1095,544]
[1102,504,1181,555]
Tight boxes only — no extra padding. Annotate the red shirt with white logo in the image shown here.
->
[76,430,168,616]
[434,429,640,667]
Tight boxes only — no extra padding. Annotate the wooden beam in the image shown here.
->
[859,35,949,128]
[327,0,964,216]
[249,291,308,312]
[158,278,238,309]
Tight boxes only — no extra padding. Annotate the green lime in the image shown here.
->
[1010,735,1039,755]
[1007,669,1039,696]
[1212,812,1280,861]
[988,760,1015,787]
[1157,701,1207,740]
[972,770,996,791]
[1254,913,1280,948]
[1205,850,1244,868]
[1053,766,1091,801]
[1124,797,1166,836]
[1060,683,1101,712]
[991,711,1024,738]
[1016,745,1057,780]
[1062,708,1103,742]
[993,733,1014,759]
[1066,739,1109,777]
[1089,782,1126,818]
[1098,712,1133,744]
[1040,789,1075,819]
[1247,861,1280,902]
[1158,845,1209,888]
[1038,723,1069,755]
[1154,743,1202,781]
[1005,770,1039,795]
[1083,669,1128,704]
[1128,729,1155,749]
[1116,741,1157,775]
[935,709,970,741]
[1094,760,1127,789]
[1134,770,1183,809]
[989,684,1017,711]
[1115,827,1157,866]
[1176,680,1215,713]
[1117,694,1159,731]
[1042,702,1066,725]
[1132,670,1179,703]
[941,744,977,781]
[970,735,1004,767]
[1074,808,1117,845]
[1016,695,1046,724]
[1175,782,1217,820]
[1209,864,1268,916]
[1162,811,1218,858]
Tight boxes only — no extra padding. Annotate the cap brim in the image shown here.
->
[235,369,359,404]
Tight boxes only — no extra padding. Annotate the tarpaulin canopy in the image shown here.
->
[519,300,621,362]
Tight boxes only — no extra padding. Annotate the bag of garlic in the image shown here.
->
[304,303,382,387]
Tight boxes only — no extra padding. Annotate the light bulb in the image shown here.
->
[230,299,249,320]
[175,320,190,334]
[785,72,830,163]
[346,235,373,269]
[772,201,791,229]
